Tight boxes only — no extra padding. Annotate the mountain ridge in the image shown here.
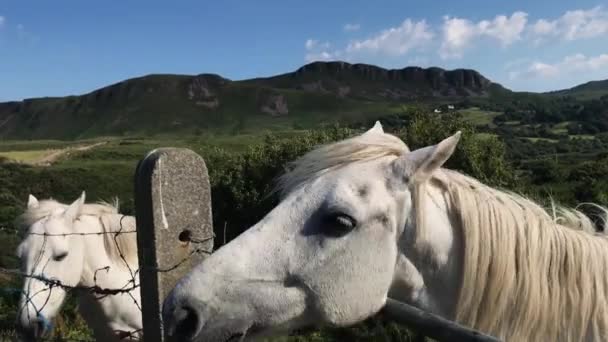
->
[1,61,606,140]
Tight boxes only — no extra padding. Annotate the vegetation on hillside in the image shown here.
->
[5,60,607,142]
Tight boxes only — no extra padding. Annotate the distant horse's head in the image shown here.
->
[15,192,86,340]
[163,122,462,341]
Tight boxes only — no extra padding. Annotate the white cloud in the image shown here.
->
[305,39,338,61]
[479,12,528,46]
[440,12,528,59]
[530,19,556,36]
[529,6,608,42]
[509,62,559,79]
[305,39,330,51]
[305,51,339,62]
[303,7,608,64]
[0,16,5,28]
[305,39,317,50]
[303,19,433,62]
[509,53,608,80]
[343,23,361,32]
[439,17,477,59]
[345,19,434,56]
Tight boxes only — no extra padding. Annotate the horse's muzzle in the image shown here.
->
[16,314,52,341]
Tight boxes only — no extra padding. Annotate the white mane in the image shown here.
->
[424,169,608,341]
[277,130,608,341]
[276,131,409,198]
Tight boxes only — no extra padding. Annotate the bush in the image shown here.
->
[397,110,518,189]
[527,159,565,184]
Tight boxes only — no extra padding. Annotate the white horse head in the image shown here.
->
[163,121,608,342]
[15,192,142,341]
[161,122,463,341]
[15,193,87,339]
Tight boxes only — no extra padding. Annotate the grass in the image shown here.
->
[0,150,58,163]
[474,132,498,139]
[525,137,559,143]
[553,121,574,129]
[458,107,502,127]
[570,134,595,140]
[0,140,82,152]
[551,128,568,134]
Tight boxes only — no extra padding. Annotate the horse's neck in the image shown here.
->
[391,184,463,319]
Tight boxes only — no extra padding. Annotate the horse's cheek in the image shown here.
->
[312,235,395,326]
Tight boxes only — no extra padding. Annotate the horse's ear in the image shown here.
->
[395,131,461,183]
[64,191,86,221]
[27,194,39,209]
[362,121,384,136]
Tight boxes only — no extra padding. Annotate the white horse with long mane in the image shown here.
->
[15,192,142,341]
[163,122,608,342]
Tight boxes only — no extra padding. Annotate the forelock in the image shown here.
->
[275,131,409,198]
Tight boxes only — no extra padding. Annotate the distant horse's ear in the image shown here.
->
[362,121,384,136]
[64,191,86,221]
[27,195,39,209]
[394,131,461,183]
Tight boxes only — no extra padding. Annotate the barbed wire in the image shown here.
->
[0,226,138,237]
[0,213,214,341]
[0,328,143,342]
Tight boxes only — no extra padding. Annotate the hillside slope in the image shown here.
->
[0,61,510,140]
[546,79,608,99]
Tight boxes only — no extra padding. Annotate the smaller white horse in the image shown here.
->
[14,192,142,341]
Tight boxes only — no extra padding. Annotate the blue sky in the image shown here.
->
[1,0,608,101]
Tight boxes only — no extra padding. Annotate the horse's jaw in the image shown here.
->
[163,258,311,342]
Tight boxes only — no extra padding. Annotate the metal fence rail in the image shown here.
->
[382,298,501,342]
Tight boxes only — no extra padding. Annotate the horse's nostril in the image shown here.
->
[170,305,201,340]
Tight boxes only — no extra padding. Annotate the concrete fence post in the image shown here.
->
[134,148,214,341]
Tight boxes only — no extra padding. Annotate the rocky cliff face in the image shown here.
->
[187,74,229,109]
[293,62,490,88]
[245,61,501,100]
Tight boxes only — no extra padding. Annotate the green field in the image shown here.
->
[458,107,502,127]
[0,149,57,162]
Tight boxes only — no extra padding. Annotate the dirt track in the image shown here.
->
[34,141,107,166]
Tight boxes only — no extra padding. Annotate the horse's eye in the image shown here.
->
[323,213,357,237]
[54,252,68,262]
